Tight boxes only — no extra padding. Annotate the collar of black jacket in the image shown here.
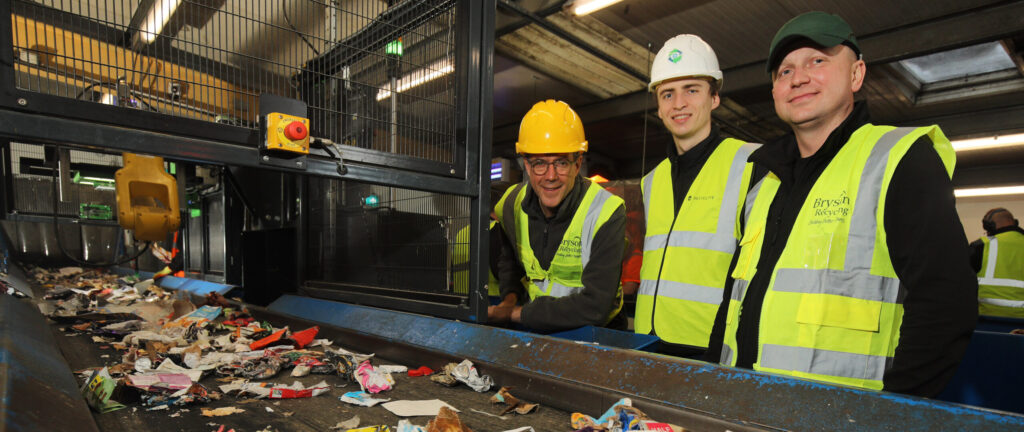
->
[520,174,589,222]
[750,101,871,183]
[667,124,722,168]
[988,225,1024,237]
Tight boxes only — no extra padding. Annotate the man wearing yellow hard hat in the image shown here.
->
[635,34,761,358]
[489,100,627,332]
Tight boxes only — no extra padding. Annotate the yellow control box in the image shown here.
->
[265,112,310,154]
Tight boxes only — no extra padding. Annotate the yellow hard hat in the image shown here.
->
[515,100,588,154]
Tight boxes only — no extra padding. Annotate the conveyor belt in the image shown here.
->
[51,318,571,431]
[9,273,1024,432]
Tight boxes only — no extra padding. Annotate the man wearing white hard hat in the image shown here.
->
[635,35,761,358]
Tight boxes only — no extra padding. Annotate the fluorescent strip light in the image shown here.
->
[573,0,625,15]
[376,60,455,101]
[954,185,1024,197]
[138,0,183,44]
[951,132,1024,152]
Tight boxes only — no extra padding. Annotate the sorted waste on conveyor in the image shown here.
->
[16,265,690,432]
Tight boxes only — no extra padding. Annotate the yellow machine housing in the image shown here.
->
[115,153,180,241]
[265,112,310,154]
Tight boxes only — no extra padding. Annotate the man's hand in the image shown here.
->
[488,293,522,324]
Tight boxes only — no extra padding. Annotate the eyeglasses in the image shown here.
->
[525,156,577,176]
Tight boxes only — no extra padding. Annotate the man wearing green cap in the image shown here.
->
[707,12,977,396]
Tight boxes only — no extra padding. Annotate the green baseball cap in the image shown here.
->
[767,11,860,74]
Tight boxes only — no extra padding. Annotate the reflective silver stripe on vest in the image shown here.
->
[721,343,734,365]
[731,279,748,302]
[984,237,999,279]
[501,183,527,262]
[537,279,583,298]
[580,187,613,269]
[744,177,764,228]
[643,231,736,254]
[978,278,1024,289]
[978,237,1024,292]
[979,298,1024,308]
[757,128,917,380]
[772,268,903,304]
[642,169,655,222]
[844,128,916,272]
[759,344,893,382]
[717,142,761,238]
[637,279,722,305]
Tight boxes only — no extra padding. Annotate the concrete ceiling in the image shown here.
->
[492,0,1024,186]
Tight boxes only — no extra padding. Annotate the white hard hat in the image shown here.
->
[648,34,723,92]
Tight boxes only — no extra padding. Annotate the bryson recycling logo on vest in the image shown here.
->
[810,190,851,224]
[555,235,583,259]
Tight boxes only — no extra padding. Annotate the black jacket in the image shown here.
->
[706,102,978,397]
[496,176,626,332]
[969,226,1024,272]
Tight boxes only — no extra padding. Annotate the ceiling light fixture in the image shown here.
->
[136,0,183,45]
[951,132,1024,152]
[954,185,1024,197]
[573,0,625,15]
[376,60,455,101]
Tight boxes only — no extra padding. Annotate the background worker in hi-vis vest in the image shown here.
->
[970,208,1024,318]
[635,34,760,359]
[705,11,977,397]
[488,100,627,332]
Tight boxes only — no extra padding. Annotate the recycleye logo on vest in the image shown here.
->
[811,190,850,222]
[687,194,717,201]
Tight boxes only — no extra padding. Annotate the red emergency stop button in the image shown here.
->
[284,121,307,141]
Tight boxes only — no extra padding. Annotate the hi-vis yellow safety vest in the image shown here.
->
[453,220,500,296]
[721,125,955,390]
[977,230,1024,318]
[636,138,760,348]
[494,180,625,323]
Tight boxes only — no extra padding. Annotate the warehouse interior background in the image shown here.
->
[489,0,1024,242]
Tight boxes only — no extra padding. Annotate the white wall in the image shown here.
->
[955,194,1024,241]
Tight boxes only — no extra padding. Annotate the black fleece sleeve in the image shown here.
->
[969,238,985,274]
[520,206,626,332]
[496,220,527,302]
[882,137,978,397]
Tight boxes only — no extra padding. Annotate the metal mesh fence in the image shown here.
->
[10,0,459,164]
[305,175,469,296]
[8,142,120,218]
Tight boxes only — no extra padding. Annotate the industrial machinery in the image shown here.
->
[0,2,1022,432]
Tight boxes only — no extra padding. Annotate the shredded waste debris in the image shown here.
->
[20,266,690,431]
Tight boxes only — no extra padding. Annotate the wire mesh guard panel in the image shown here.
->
[305,176,471,296]
[10,0,459,164]
[3,143,125,263]
[8,142,120,217]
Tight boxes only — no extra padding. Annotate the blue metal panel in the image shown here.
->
[0,295,99,432]
[937,331,1024,413]
[976,316,1024,333]
[268,294,1024,432]
[155,276,234,296]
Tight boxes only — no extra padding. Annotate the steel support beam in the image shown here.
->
[0,109,477,196]
[496,0,647,82]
